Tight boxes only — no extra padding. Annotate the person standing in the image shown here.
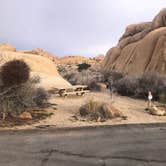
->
[148,91,153,108]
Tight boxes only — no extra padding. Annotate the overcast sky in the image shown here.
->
[0,0,166,56]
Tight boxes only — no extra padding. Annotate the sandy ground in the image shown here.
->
[6,91,166,130]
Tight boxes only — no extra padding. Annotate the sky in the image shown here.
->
[0,0,166,57]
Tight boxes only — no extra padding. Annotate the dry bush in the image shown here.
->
[58,65,104,87]
[113,72,166,101]
[88,82,107,92]
[0,59,30,87]
[0,60,49,120]
[30,75,41,84]
[158,92,166,104]
[102,70,124,92]
[33,87,49,107]
[0,80,35,118]
[115,76,139,96]
[79,99,122,121]
[103,71,124,83]
[0,77,49,119]
[137,72,166,99]
[71,70,103,85]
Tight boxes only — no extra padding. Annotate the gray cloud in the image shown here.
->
[0,0,165,56]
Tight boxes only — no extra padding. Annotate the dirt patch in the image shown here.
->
[0,108,54,128]
[1,92,166,130]
[47,92,166,127]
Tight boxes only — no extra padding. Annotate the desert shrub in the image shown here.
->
[2,80,49,118]
[102,70,124,92]
[113,72,166,101]
[0,80,35,118]
[158,91,166,104]
[88,82,107,91]
[115,76,139,96]
[74,70,104,86]
[0,60,49,120]
[0,59,30,87]
[103,70,124,83]
[58,65,126,92]
[57,65,73,78]
[79,99,122,121]
[59,65,104,87]
[137,72,166,100]
[30,75,41,84]
[33,87,49,107]
[77,63,91,72]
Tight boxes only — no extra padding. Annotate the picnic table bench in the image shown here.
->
[51,85,90,97]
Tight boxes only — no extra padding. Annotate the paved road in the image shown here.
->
[1,124,166,166]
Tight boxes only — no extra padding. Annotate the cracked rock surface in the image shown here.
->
[0,124,166,166]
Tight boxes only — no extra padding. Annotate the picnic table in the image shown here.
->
[51,85,90,97]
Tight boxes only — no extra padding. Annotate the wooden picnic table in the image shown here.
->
[51,85,90,97]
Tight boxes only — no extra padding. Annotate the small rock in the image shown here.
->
[149,106,166,116]
[19,111,32,119]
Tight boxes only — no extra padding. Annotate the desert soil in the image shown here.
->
[3,91,166,130]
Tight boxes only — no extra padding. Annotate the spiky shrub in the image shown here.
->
[0,59,30,87]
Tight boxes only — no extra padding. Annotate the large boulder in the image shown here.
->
[19,48,60,64]
[0,50,71,89]
[0,43,16,52]
[103,8,166,76]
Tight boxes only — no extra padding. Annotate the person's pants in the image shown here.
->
[148,100,152,108]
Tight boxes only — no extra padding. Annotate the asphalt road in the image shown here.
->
[1,124,166,166]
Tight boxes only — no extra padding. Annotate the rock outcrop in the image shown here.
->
[57,55,104,65]
[103,8,166,75]
[20,49,104,66]
[0,43,16,52]
[19,48,60,64]
[0,48,71,89]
